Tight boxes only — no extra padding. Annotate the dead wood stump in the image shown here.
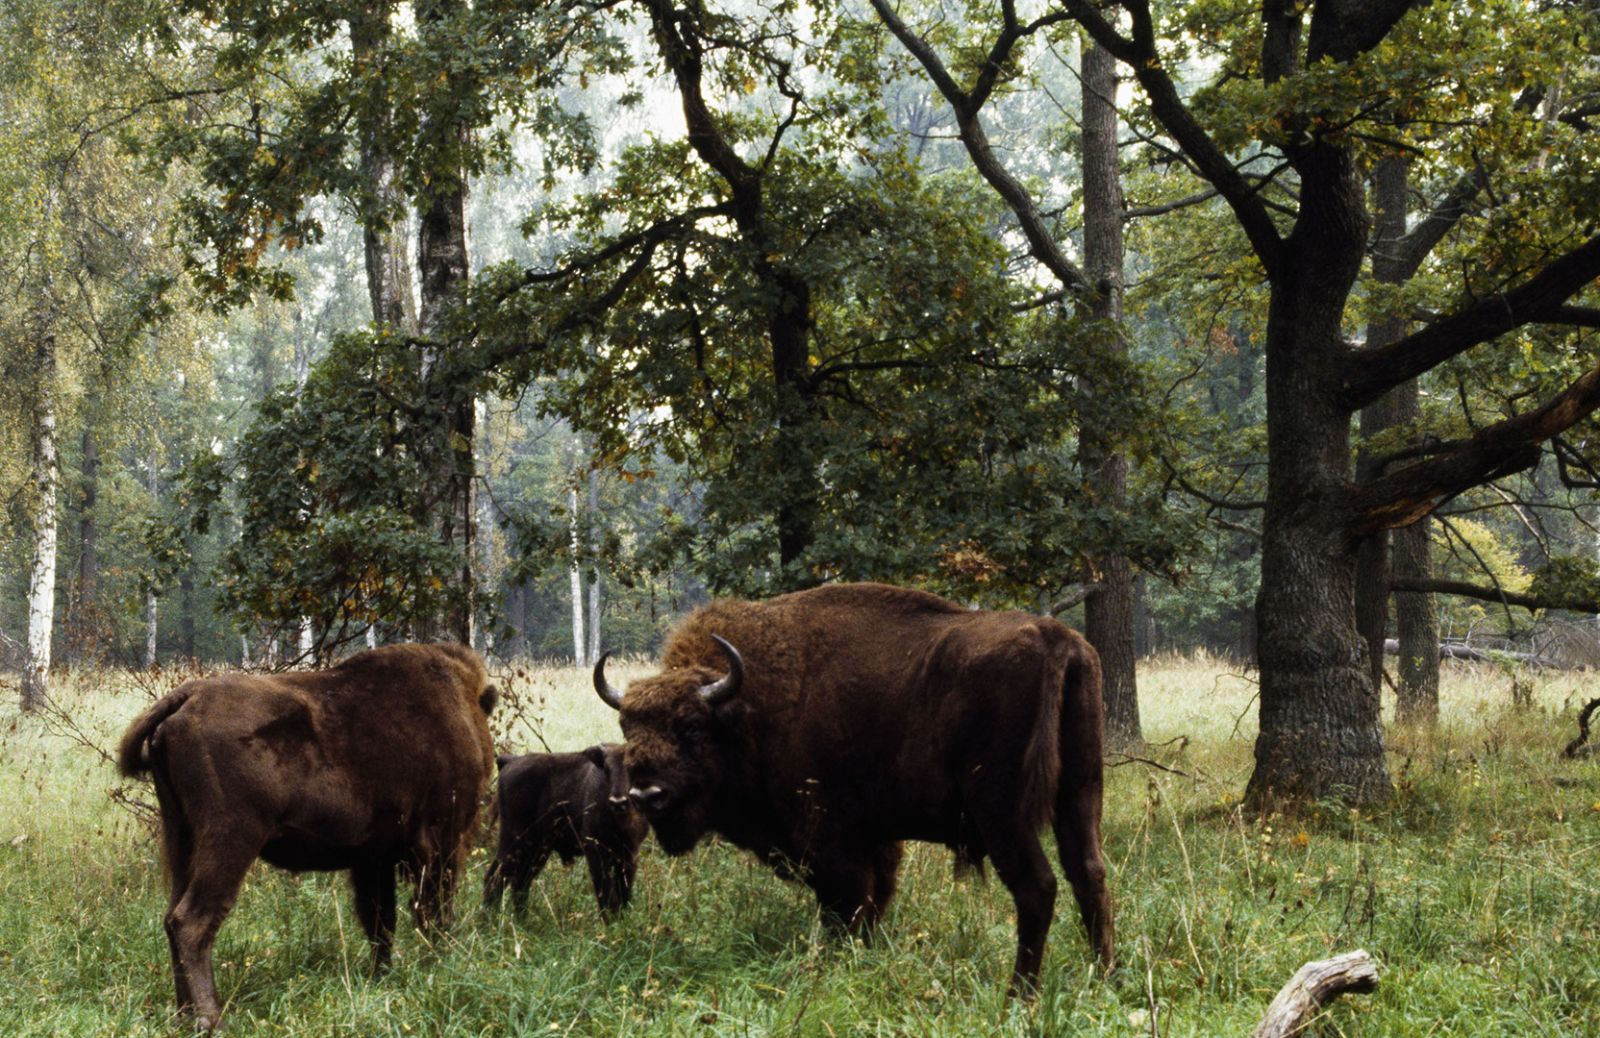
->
[1251,949,1380,1038]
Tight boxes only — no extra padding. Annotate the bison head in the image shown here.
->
[593,634,743,855]
[582,743,636,822]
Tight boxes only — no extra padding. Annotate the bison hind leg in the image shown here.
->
[952,818,987,880]
[148,763,198,1011]
[1054,783,1114,972]
[974,810,1057,999]
[164,832,265,1030]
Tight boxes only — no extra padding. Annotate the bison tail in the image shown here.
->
[1021,632,1068,832]
[116,688,192,777]
[1054,634,1105,821]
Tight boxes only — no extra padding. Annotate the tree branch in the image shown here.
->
[1349,362,1600,534]
[870,0,1088,291]
[1307,0,1423,64]
[1049,584,1100,615]
[1390,577,1600,615]
[1122,188,1219,220]
[1380,170,1482,280]
[645,0,757,194]
[1341,233,1600,409]
[1060,0,1285,275]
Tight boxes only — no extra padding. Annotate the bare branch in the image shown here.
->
[870,0,1088,291]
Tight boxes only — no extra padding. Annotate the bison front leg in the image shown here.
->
[350,861,398,971]
[812,844,889,934]
[585,844,636,917]
[869,842,903,921]
[409,848,462,941]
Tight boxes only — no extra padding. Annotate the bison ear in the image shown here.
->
[582,745,608,770]
[479,684,500,715]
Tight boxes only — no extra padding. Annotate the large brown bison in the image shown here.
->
[116,643,498,1030]
[594,582,1114,994]
[483,744,648,916]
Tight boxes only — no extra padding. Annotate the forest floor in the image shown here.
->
[1,654,1597,1036]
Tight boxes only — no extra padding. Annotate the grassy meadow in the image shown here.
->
[1,654,1597,1036]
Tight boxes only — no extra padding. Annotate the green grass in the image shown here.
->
[2,655,1598,1036]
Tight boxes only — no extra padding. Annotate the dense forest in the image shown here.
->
[8,0,1600,810]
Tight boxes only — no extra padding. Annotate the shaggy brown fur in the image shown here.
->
[117,643,498,1031]
[599,582,1114,995]
[483,744,648,916]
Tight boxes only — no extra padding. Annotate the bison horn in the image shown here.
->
[593,652,625,710]
[699,634,744,705]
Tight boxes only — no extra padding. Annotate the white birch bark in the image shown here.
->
[569,480,585,665]
[21,322,60,711]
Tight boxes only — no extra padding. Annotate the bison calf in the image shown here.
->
[116,643,498,1031]
[483,744,648,916]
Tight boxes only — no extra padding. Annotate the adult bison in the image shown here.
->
[116,643,498,1030]
[483,744,648,915]
[594,582,1114,994]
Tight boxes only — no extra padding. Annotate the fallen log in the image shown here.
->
[1252,949,1380,1038]
[1382,638,1566,669]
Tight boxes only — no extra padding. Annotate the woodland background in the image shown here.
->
[9,0,1600,808]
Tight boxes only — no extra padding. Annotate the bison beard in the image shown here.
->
[116,643,498,1031]
[596,582,1115,994]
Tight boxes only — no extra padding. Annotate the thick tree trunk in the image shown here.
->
[21,323,60,712]
[415,0,475,645]
[1248,149,1392,806]
[1392,516,1439,723]
[1250,364,1389,804]
[1078,38,1142,749]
